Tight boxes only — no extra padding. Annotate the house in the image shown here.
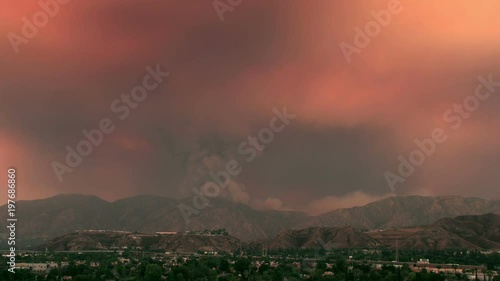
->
[323,271,334,276]
[17,263,48,272]
[417,258,430,265]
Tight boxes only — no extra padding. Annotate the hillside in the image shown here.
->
[367,213,500,250]
[0,194,308,247]
[38,231,240,253]
[38,214,500,252]
[1,194,499,248]
[249,227,382,251]
[300,195,500,230]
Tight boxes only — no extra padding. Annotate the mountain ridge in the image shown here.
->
[1,194,499,247]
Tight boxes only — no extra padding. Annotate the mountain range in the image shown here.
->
[1,194,499,248]
[39,213,500,252]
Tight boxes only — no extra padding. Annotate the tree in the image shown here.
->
[234,258,251,274]
[144,264,162,281]
[74,275,94,281]
[220,259,230,272]
[172,265,190,281]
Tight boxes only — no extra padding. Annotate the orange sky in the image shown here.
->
[1,0,500,214]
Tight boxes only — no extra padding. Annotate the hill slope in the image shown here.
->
[367,213,500,250]
[301,196,500,230]
[1,194,499,248]
[39,214,500,252]
[0,194,308,247]
[38,231,241,253]
[249,227,382,251]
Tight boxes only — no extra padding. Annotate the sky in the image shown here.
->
[1,0,500,215]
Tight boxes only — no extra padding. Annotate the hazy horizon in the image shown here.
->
[8,193,500,216]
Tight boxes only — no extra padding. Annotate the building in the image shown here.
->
[17,263,48,272]
[417,258,430,265]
